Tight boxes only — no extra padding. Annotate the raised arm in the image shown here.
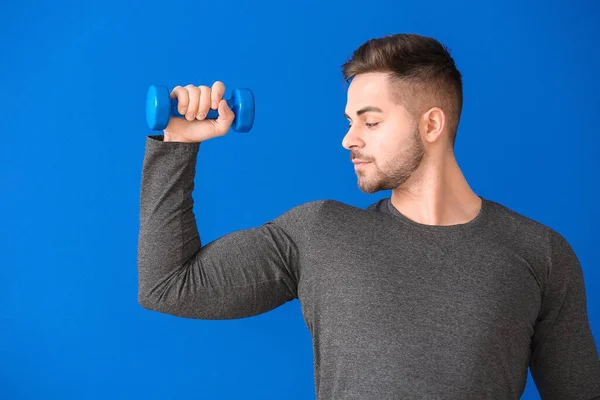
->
[529,230,600,399]
[137,135,302,319]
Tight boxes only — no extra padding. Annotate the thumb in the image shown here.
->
[215,99,235,133]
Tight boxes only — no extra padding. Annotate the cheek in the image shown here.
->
[371,129,401,162]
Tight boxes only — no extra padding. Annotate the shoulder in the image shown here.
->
[473,198,586,299]
[270,199,371,228]
[278,199,362,218]
[483,198,577,274]
[484,198,555,241]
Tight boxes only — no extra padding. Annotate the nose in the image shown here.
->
[341,126,365,150]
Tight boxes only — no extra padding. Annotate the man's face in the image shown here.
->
[342,72,425,194]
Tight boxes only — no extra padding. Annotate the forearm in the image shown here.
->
[137,134,202,311]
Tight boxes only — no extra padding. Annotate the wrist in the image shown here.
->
[163,130,198,143]
[163,131,180,142]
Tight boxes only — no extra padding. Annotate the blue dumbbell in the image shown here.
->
[146,85,255,132]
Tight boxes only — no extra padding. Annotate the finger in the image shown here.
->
[170,86,189,115]
[211,81,226,110]
[219,99,234,120]
[185,85,200,121]
[214,99,234,135]
[197,86,211,120]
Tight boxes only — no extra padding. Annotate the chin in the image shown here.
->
[357,177,386,194]
[358,185,381,195]
[357,171,409,194]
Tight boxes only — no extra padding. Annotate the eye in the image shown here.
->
[346,121,379,129]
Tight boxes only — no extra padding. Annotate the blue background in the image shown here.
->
[1,0,598,398]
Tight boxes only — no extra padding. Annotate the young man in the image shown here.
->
[137,33,600,399]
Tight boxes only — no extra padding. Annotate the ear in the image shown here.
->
[420,107,445,144]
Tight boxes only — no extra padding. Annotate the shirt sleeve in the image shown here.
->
[529,229,600,399]
[137,135,303,320]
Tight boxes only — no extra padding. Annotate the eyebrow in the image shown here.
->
[344,106,383,119]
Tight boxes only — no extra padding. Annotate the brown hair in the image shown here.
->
[341,33,463,145]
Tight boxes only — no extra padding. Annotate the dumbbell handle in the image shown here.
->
[146,85,255,132]
[170,97,231,120]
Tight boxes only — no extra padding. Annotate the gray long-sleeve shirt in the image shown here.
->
[137,135,600,399]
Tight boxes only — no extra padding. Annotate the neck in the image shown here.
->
[390,149,482,226]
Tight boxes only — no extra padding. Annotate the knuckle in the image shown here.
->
[211,82,224,99]
[186,86,199,99]
[178,95,189,108]
[172,87,184,100]
[201,88,212,100]
[187,90,199,109]
[198,87,211,112]
[185,93,198,117]
[174,87,189,114]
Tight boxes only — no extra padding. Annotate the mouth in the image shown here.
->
[352,160,371,165]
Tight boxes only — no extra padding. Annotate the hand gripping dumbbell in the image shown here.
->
[146,85,255,132]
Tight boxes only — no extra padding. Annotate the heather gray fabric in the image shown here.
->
[137,135,600,399]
